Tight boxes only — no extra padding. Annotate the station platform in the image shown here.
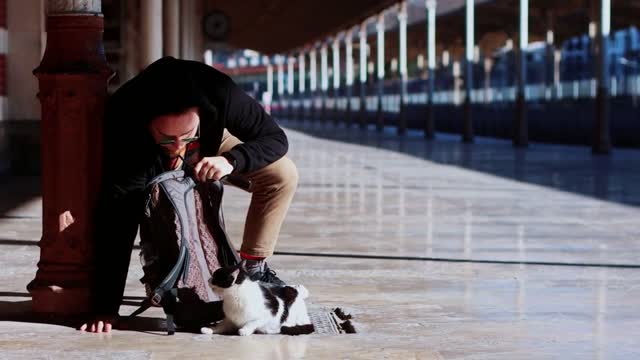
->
[0,125,639,359]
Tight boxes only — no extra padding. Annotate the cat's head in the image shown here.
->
[209,261,250,291]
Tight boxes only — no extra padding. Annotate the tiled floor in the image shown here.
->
[0,126,639,359]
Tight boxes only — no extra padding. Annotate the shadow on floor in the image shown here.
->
[282,121,640,207]
[0,292,169,334]
[0,238,143,251]
[0,176,41,218]
[0,239,39,246]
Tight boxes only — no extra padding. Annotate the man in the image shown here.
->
[79,57,298,333]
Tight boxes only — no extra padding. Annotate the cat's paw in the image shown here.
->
[238,327,254,336]
[200,327,214,335]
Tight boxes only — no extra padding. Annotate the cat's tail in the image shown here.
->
[280,323,315,335]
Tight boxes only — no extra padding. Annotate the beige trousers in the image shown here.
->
[216,130,298,257]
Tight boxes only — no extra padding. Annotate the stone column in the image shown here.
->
[309,48,317,121]
[287,55,295,119]
[276,55,284,99]
[376,13,385,132]
[266,60,274,111]
[163,0,179,58]
[593,0,611,153]
[320,43,329,123]
[4,0,44,174]
[544,11,555,100]
[7,0,45,121]
[192,0,205,62]
[298,52,305,121]
[332,36,341,125]
[484,58,493,102]
[180,0,193,60]
[28,0,113,317]
[358,23,368,129]
[397,2,408,135]
[122,0,140,80]
[345,29,354,127]
[425,0,436,139]
[140,0,162,67]
[0,0,6,170]
[462,0,474,143]
[514,0,529,147]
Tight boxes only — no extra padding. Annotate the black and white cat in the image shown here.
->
[200,263,315,336]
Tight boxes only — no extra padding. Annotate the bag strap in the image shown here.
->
[129,175,194,335]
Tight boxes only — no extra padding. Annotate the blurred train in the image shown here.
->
[237,26,640,99]
[425,26,640,94]
[235,27,640,147]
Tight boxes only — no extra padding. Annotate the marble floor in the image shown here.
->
[0,126,639,359]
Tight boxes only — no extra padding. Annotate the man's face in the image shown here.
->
[149,107,200,158]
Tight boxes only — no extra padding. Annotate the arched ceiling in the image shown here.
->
[204,0,640,55]
[204,0,398,54]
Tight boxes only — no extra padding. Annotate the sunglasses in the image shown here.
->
[156,123,200,146]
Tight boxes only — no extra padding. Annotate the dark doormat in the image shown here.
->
[308,307,356,334]
[118,304,357,335]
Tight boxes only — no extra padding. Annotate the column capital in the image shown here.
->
[47,0,101,15]
[344,28,355,43]
[397,1,408,21]
[360,18,372,33]
[426,0,437,10]
[35,8,111,75]
[376,13,385,29]
[274,54,285,64]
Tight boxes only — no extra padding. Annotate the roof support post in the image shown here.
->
[593,0,611,154]
[398,2,408,135]
[425,0,437,139]
[462,0,474,143]
[514,0,529,147]
[345,29,355,127]
[321,43,329,123]
[376,13,385,132]
[359,23,368,129]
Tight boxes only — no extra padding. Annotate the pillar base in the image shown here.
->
[462,100,474,143]
[359,84,367,129]
[593,88,611,154]
[376,81,384,132]
[28,283,91,316]
[398,103,407,136]
[376,108,384,132]
[513,93,529,147]
[425,101,435,139]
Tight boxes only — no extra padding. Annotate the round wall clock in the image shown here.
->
[202,10,231,42]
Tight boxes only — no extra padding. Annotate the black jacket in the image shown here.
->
[93,57,288,316]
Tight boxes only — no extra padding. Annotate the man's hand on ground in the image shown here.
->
[194,156,233,182]
[78,316,116,333]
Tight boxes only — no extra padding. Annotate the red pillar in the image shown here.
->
[27,8,113,317]
[0,0,6,104]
